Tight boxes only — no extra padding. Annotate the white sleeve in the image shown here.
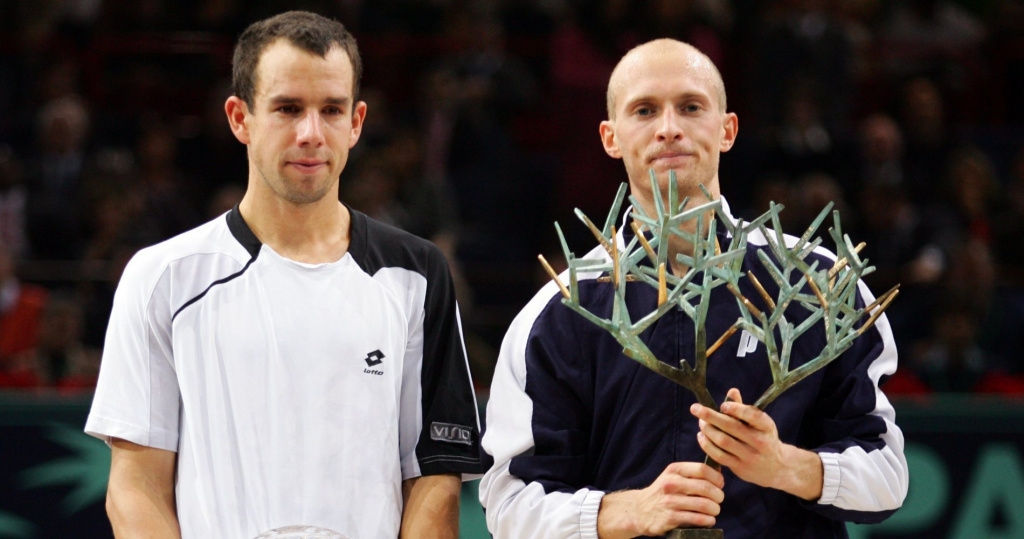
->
[84,251,180,451]
[816,280,909,515]
[479,283,605,539]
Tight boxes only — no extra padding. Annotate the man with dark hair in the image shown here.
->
[230,10,362,109]
[480,39,907,538]
[86,11,482,538]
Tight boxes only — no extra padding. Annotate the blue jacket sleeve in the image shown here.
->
[479,282,606,539]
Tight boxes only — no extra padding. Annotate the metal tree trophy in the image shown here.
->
[537,172,899,539]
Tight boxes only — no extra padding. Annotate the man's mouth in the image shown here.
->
[649,151,692,164]
[288,160,327,172]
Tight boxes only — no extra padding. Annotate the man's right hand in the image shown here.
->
[596,462,724,539]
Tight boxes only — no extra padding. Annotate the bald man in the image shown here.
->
[479,40,907,538]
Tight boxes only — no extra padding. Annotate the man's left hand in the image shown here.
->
[690,388,823,501]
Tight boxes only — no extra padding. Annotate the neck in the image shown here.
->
[237,192,351,264]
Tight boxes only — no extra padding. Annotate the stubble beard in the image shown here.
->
[258,166,336,206]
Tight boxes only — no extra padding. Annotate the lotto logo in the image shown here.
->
[364,350,385,367]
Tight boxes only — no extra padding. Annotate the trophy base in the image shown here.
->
[667,528,724,539]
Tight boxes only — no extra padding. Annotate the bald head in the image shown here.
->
[606,39,727,120]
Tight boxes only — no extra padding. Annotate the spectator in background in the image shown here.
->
[865,145,1004,361]
[636,0,730,67]
[915,303,990,392]
[946,145,1024,387]
[133,121,202,240]
[71,146,162,353]
[432,9,540,242]
[343,128,460,246]
[0,145,28,259]
[907,210,1024,392]
[847,114,937,302]
[993,145,1024,287]
[341,148,404,227]
[879,0,986,116]
[881,0,986,53]
[26,96,91,260]
[977,144,1024,379]
[902,146,1000,294]
[856,182,926,291]
[831,0,884,81]
[899,76,958,206]
[79,231,145,351]
[764,80,844,179]
[740,171,851,237]
[912,240,1002,391]
[547,0,632,244]
[179,80,249,203]
[752,0,854,140]
[420,8,550,314]
[418,67,461,186]
[939,145,1000,247]
[853,113,906,193]
[79,148,145,262]
[0,241,46,384]
[791,171,852,233]
[5,291,99,389]
[383,126,459,243]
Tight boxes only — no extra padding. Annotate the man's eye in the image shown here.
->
[278,105,300,114]
[636,107,653,116]
[323,106,342,115]
[683,104,702,113]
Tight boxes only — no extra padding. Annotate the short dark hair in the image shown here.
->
[231,11,362,109]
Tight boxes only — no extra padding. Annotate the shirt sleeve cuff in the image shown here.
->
[817,450,841,505]
[579,489,605,539]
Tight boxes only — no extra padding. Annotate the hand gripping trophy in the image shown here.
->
[538,172,899,539]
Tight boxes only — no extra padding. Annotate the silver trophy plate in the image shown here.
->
[254,525,349,538]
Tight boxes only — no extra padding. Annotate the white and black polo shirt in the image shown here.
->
[86,206,482,538]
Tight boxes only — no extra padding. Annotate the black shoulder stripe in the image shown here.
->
[172,254,258,322]
[172,207,262,321]
[227,204,262,258]
[345,206,432,278]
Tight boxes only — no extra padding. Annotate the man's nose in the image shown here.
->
[296,111,325,146]
[655,109,684,141]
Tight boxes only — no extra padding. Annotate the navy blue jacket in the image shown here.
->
[480,204,907,538]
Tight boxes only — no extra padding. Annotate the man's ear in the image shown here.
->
[225,96,251,145]
[720,112,738,153]
[348,100,367,149]
[599,120,621,159]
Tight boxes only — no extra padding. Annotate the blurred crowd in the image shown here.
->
[0,0,1023,395]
